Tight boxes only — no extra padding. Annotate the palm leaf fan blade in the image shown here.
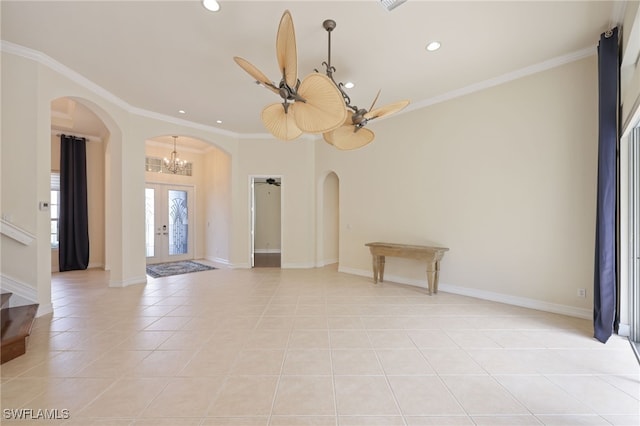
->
[276,10,298,89]
[233,57,279,94]
[294,73,348,134]
[368,89,382,112]
[331,125,375,150]
[364,99,410,120]
[323,110,353,145]
[323,131,335,145]
[262,103,303,141]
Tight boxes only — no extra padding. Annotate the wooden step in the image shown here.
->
[1,304,39,364]
[0,292,12,309]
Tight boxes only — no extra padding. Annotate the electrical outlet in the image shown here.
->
[577,288,587,298]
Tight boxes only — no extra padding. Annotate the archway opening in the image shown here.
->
[50,97,110,273]
[321,172,340,267]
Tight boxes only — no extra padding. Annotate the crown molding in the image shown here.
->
[404,45,596,115]
[2,39,596,137]
[0,40,239,139]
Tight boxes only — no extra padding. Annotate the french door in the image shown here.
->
[145,183,194,264]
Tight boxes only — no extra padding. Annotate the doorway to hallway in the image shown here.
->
[251,177,282,268]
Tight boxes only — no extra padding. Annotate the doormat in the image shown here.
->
[146,260,216,278]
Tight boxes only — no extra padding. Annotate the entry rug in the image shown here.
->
[146,260,216,278]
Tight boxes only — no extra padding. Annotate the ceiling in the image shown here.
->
[1,0,625,140]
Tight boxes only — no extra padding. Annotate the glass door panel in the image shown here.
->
[168,189,189,256]
[145,184,193,264]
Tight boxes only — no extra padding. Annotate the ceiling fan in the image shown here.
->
[318,19,410,150]
[233,10,347,141]
[255,178,281,187]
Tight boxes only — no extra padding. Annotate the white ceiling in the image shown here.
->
[1,0,625,140]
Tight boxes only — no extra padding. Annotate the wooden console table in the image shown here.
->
[365,242,449,295]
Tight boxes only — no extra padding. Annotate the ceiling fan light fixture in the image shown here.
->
[379,0,408,11]
[426,41,441,52]
[202,0,220,12]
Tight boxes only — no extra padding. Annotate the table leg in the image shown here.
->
[372,255,379,284]
[425,261,441,295]
[379,256,385,283]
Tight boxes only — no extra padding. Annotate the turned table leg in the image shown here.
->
[425,260,441,295]
[372,255,379,284]
[379,256,386,283]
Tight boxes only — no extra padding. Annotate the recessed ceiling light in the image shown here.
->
[202,0,220,12]
[216,120,222,124]
[344,81,355,89]
[178,110,186,114]
[426,41,441,52]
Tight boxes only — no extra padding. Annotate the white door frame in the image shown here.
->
[249,175,283,268]
[145,182,195,264]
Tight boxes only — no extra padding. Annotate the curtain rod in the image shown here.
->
[52,130,102,143]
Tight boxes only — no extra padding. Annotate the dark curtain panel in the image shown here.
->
[594,27,619,343]
[59,134,90,271]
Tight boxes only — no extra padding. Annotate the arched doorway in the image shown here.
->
[145,135,233,267]
[318,171,340,267]
[50,97,110,273]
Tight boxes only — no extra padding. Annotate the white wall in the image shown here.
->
[205,146,232,265]
[317,56,598,316]
[1,54,41,304]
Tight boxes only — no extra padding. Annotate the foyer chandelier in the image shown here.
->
[164,136,186,174]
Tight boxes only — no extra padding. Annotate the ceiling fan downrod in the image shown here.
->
[319,19,357,113]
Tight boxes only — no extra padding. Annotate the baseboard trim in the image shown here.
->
[52,263,105,273]
[339,266,591,320]
[282,262,316,269]
[618,323,630,337]
[36,303,53,317]
[109,275,147,288]
[437,282,592,320]
[316,259,338,267]
[0,274,37,306]
[208,256,230,265]
[0,274,53,317]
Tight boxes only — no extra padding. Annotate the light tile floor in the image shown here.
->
[1,265,638,425]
